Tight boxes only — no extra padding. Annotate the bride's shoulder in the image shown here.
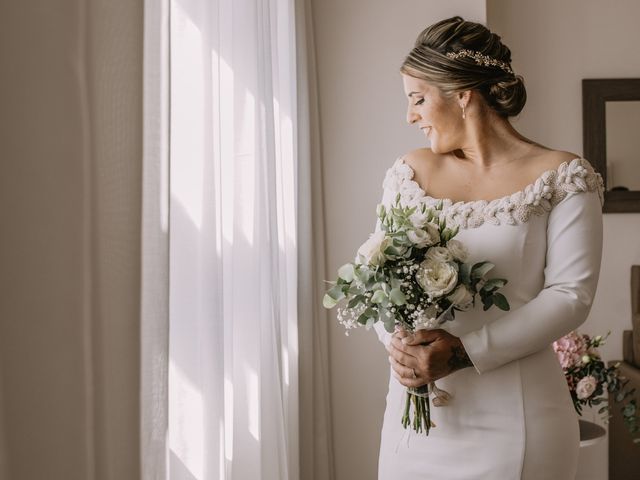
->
[400,147,440,168]
[526,148,601,180]
[531,149,583,171]
[394,148,444,180]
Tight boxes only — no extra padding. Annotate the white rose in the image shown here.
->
[447,239,469,262]
[576,375,598,400]
[406,223,440,248]
[415,258,458,297]
[356,231,389,266]
[425,246,453,263]
[447,284,474,311]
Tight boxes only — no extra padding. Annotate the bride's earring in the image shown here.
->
[461,104,466,119]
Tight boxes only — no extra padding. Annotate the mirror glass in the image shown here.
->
[605,100,640,191]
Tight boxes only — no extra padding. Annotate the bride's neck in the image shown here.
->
[453,114,544,169]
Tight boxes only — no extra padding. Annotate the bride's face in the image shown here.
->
[402,74,463,153]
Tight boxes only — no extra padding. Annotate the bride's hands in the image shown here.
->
[386,327,474,388]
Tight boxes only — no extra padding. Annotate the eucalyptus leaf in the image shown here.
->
[383,315,395,333]
[471,261,495,279]
[357,312,370,325]
[481,278,507,291]
[348,285,364,296]
[492,292,510,311]
[482,295,493,311]
[326,285,345,301]
[338,263,355,282]
[347,296,364,309]
[389,288,407,305]
[323,294,337,309]
[371,290,387,304]
[460,263,471,284]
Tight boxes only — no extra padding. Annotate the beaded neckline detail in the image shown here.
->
[382,156,605,229]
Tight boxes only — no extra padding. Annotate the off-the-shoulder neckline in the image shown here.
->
[395,155,589,207]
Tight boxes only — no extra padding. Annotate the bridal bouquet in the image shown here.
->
[553,330,640,444]
[323,194,510,435]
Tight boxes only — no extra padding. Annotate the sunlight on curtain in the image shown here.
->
[168,1,299,479]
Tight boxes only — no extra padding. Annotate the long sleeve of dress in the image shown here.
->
[459,187,604,374]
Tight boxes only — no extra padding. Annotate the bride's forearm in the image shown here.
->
[448,339,473,372]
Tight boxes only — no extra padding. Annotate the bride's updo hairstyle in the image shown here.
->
[401,16,526,118]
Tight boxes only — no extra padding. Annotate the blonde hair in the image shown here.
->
[401,16,526,118]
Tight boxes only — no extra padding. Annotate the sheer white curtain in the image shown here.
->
[142,0,335,478]
[168,0,299,479]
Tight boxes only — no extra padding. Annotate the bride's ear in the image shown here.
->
[456,89,472,108]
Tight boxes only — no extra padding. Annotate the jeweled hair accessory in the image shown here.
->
[445,49,514,75]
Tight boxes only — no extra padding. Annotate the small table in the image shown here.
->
[579,419,606,448]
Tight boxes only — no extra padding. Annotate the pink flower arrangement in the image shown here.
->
[553,330,589,370]
[553,330,640,444]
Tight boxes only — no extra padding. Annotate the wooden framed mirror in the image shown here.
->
[583,78,640,213]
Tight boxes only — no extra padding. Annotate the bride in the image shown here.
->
[374,16,604,479]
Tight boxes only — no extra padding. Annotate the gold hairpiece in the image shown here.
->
[445,49,514,75]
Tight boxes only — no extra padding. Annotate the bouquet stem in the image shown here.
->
[402,384,435,435]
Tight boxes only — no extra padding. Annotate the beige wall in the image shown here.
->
[0,2,143,479]
[311,2,486,479]
[314,0,640,479]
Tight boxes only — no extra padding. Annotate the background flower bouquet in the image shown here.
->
[553,330,640,444]
[323,194,510,435]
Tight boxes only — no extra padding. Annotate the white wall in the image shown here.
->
[0,2,143,479]
[311,2,486,479]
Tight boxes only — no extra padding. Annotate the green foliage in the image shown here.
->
[492,293,510,311]
[338,263,355,282]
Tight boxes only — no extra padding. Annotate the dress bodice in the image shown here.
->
[381,156,605,229]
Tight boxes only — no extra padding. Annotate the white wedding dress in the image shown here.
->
[373,155,604,480]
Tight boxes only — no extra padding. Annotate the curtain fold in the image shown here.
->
[295,0,335,478]
[141,0,170,479]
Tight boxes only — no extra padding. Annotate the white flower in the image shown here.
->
[415,258,458,297]
[576,375,598,400]
[425,246,453,263]
[446,239,469,262]
[356,231,389,266]
[447,284,474,311]
[406,223,440,248]
[414,311,440,331]
[408,209,429,228]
